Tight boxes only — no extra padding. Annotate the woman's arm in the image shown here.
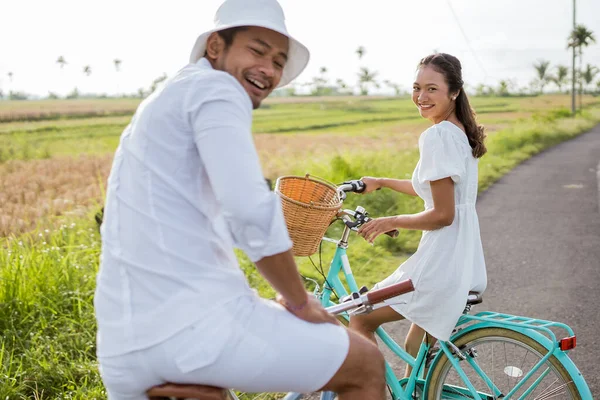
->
[358,177,455,243]
[361,176,418,196]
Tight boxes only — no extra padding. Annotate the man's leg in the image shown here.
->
[319,330,387,400]
[151,296,388,399]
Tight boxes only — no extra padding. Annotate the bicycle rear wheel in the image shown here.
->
[426,328,583,399]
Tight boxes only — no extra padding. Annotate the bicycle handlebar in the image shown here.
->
[336,180,400,239]
[325,279,414,315]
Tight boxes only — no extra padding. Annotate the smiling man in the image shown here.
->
[94,0,386,399]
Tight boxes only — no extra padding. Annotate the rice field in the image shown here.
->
[1,93,600,399]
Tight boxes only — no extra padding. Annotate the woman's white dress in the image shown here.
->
[374,120,487,341]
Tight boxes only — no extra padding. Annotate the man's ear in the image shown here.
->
[205,32,225,60]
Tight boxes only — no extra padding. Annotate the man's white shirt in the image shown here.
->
[95,58,293,357]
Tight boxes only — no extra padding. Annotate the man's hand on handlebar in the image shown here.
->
[358,216,399,244]
[277,293,339,325]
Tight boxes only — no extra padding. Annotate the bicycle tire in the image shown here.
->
[232,392,304,400]
[426,327,583,399]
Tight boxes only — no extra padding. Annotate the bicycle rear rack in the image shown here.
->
[456,311,576,353]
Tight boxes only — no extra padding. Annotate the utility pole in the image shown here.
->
[571,0,576,116]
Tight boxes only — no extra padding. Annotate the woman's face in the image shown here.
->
[412,65,456,123]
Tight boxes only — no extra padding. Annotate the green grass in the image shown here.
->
[1,95,600,398]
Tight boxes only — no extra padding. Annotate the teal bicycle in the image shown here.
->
[147,180,592,400]
[277,180,592,400]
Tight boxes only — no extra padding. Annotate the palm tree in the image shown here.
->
[568,24,596,110]
[581,64,599,93]
[356,46,365,60]
[533,60,551,94]
[7,72,13,95]
[114,58,122,97]
[497,80,510,96]
[357,67,378,95]
[550,65,569,93]
[384,79,402,96]
[56,56,67,69]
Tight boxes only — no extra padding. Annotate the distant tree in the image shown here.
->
[568,24,596,109]
[497,80,510,97]
[114,58,122,97]
[357,67,378,95]
[475,83,493,97]
[66,87,80,99]
[335,78,352,95]
[56,56,67,69]
[0,89,4,99]
[150,73,168,93]
[356,46,365,60]
[384,79,403,96]
[581,64,599,93]
[550,65,569,93]
[137,88,146,98]
[9,91,28,100]
[47,92,60,99]
[533,60,551,94]
[310,67,331,95]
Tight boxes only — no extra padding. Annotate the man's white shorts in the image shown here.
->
[98,295,350,400]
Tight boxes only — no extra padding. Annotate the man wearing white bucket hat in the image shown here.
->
[94,0,386,398]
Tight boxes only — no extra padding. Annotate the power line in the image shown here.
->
[446,0,489,80]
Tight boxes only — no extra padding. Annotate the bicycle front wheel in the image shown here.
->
[233,393,303,400]
[233,392,323,400]
[426,328,583,399]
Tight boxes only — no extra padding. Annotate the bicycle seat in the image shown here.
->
[467,291,483,306]
[147,383,230,400]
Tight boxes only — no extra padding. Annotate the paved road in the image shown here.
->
[383,123,600,397]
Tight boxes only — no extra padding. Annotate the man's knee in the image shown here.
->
[321,330,385,392]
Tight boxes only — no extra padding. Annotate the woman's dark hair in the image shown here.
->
[418,53,487,158]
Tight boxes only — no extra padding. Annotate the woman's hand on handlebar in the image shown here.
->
[358,216,398,244]
[277,293,339,325]
[360,176,382,194]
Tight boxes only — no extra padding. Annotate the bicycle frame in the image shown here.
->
[284,217,592,400]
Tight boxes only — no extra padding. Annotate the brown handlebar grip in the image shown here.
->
[366,279,414,305]
[385,229,399,238]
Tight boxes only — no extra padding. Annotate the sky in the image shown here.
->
[1,0,599,97]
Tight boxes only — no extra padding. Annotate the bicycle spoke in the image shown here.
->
[533,379,573,400]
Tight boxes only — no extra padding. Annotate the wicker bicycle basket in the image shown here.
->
[275,174,342,257]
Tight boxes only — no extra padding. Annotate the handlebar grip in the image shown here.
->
[355,180,366,193]
[366,279,414,305]
[385,229,399,238]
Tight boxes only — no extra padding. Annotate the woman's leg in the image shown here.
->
[348,306,404,344]
[403,324,437,378]
[403,324,425,377]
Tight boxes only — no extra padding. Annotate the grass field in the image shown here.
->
[1,94,600,399]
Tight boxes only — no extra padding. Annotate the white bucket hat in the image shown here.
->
[189,0,310,88]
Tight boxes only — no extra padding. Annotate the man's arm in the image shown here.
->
[187,79,335,324]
